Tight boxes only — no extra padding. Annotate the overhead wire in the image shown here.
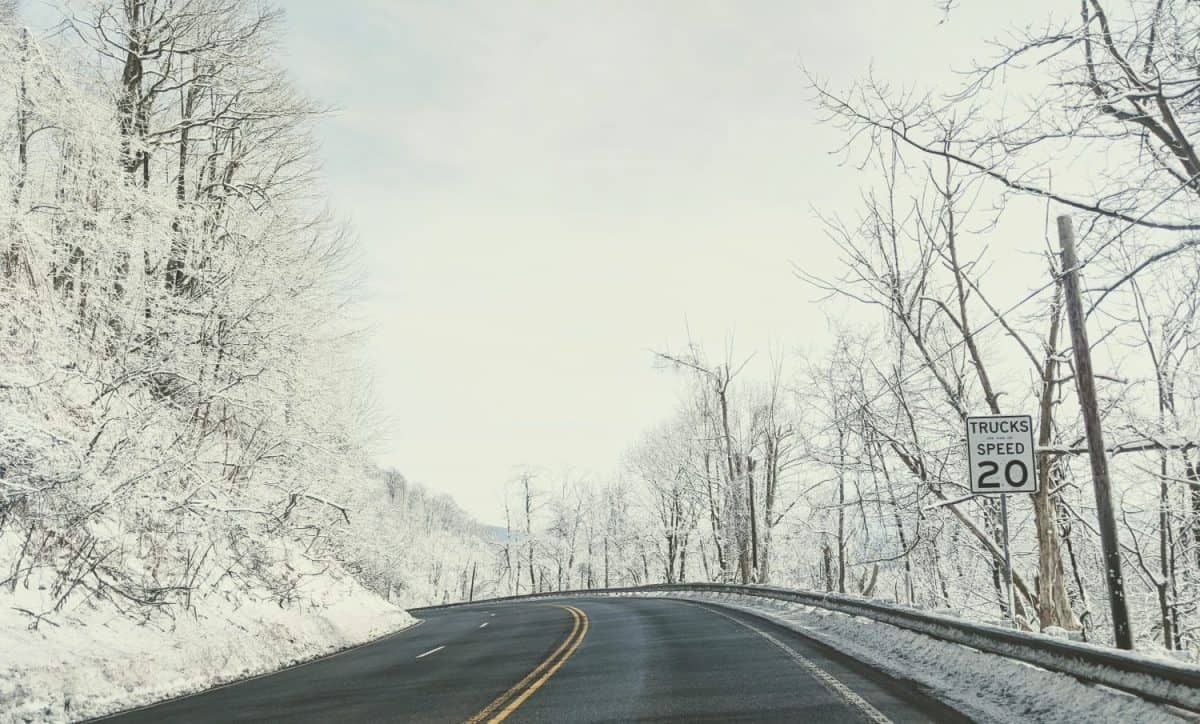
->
[799,175,1199,446]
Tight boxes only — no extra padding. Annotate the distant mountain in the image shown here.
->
[485,525,512,543]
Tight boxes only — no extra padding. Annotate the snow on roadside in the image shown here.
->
[650,591,1189,724]
[0,571,415,724]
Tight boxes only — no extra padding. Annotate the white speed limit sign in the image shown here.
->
[966,415,1038,494]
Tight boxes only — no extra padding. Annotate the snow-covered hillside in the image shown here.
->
[0,4,497,722]
[1,565,413,723]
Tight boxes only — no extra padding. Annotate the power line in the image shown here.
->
[803,178,1198,446]
[1082,172,1200,317]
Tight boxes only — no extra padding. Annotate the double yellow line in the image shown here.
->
[466,604,589,723]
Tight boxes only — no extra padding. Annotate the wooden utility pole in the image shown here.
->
[468,561,477,603]
[1057,215,1134,649]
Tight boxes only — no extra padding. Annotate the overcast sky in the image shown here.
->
[278,0,1047,524]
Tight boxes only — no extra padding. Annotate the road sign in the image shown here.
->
[966,414,1038,495]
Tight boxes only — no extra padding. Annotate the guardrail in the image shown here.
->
[411,582,1200,713]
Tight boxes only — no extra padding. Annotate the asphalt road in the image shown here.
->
[96,596,969,723]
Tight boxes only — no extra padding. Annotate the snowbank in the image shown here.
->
[647,591,1189,724]
[0,572,415,723]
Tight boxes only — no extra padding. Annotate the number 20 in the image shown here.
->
[977,460,1029,489]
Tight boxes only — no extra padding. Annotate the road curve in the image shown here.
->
[95,596,967,723]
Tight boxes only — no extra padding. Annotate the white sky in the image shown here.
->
[278,0,1050,524]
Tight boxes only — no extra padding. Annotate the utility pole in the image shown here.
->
[1057,215,1134,649]
[999,495,1016,625]
[468,561,477,603]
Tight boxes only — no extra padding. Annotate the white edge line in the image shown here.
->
[680,601,893,724]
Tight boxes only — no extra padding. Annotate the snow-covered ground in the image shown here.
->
[0,572,414,723]
[644,591,1191,724]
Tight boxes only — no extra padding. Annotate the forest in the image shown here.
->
[491,0,1200,660]
[2,0,1200,690]
[0,0,494,641]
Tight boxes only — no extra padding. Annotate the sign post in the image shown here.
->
[966,414,1038,624]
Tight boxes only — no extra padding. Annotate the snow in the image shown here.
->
[637,591,1191,724]
[0,570,415,723]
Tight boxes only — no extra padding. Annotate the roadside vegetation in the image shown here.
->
[3,4,1199,712]
[501,0,1200,659]
[0,0,491,637]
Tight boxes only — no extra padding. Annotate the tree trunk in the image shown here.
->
[524,476,536,591]
[761,433,779,583]
[703,452,726,578]
[747,456,759,582]
[1031,285,1080,630]
[603,535,609,588]
[821,541,834,592]
[5,27,29,280]
[836,428,847,594]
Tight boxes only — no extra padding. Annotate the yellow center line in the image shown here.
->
[465,604,588,724]
[489,605,589,722]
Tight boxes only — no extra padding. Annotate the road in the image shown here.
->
[97,596,968,723]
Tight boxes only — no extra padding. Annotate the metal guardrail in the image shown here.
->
[411,582,1200,713]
